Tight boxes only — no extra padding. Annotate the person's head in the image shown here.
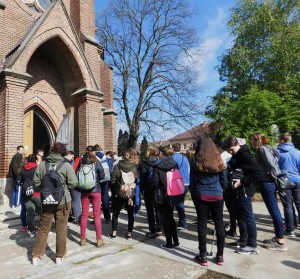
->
[17,145,25,155]
[158,146,172,158]
[106,151,113,158]
[27,154,37,163]
[279,132,292,144]
[113,152,118,160]
[82,146,97,165]
[225,136,241,155]
[65,150,75,162]
[250,133,268,149]
[36,148,44,157]
[172,143,181,152]
[146,146,158,159]
[196,137,224,173]
[93,144,101,152]
[50,142,67,156]
[128,148,140,164]
[122,150,132,161]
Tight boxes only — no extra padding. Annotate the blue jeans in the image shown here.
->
[12,179,21,207]
[135,184,141,214]
[280,182,300,233]
[175,186,189,228]
[70,189,82,223]
[236,195,257,247]
[100,182,111,221]
[261,182,284,238]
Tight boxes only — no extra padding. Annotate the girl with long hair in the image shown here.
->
[190,137,227,266]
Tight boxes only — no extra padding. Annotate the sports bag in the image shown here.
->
[118,169,136,199]
[77,164,96,190]
[22,176,34,197]
[40,161,65,206]
[165,169,185,206]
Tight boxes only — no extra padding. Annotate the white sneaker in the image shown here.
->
[56,257,63,265]
[29,232,36,239]
[32,257,40,266]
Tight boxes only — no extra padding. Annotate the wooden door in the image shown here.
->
[23,110,34,156]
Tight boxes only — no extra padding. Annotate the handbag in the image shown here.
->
[276,172,296,189]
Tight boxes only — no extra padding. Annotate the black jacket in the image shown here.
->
[228,145,263,198]
[152,157,178,196]
[9,152,23,179]
[139,158,159,192]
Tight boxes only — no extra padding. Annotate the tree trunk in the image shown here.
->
[127,132,138,149]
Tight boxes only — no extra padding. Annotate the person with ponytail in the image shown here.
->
[251,133,287,251]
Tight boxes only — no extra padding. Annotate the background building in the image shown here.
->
[0,0,117,206]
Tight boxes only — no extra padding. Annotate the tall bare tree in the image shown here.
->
[97,0,202,148]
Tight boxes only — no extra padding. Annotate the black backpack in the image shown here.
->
[22,176,34,197]
[40,161,65,206]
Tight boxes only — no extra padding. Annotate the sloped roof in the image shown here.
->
[168,122,210,142]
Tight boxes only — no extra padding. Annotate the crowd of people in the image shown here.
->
[8,132,300,267]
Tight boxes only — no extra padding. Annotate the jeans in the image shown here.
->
[236,195,257,247]
[194,199,225,257]
[175,186,189,228]
[134,184,141,214]
[280,182,300,233]
[157,202,179,246]
[24,195,41,232]
[143,187,162,233]
[70,189,82,223]
[32,202,71,258]
[100,182,111,221]
[112,196,134,232]
[20,196,27,227]
[261,182,284,238]
[12,179,21,207]
[81,192,102,240]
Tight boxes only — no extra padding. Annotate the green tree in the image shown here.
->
[97,0,201,148]
[117,129,129,156]
[207,0,300,142]
[140,136,148,160]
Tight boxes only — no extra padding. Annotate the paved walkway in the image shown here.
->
[0,200,299,279]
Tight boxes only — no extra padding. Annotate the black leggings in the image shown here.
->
[112,196,134,232]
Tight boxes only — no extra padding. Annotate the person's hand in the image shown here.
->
[232,179,241,189]
[128,198,133,206]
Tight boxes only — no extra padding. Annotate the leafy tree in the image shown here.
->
[140,136,148,160]
[207,0,300,143]
[117,129,129,156]
[97,0,202,148]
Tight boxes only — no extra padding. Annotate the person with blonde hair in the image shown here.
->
[191,137,227,266]
[251,133,287,251]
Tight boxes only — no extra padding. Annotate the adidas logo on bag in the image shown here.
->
[43,194,58,205]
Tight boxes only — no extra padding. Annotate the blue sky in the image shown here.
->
[94,0,237,138]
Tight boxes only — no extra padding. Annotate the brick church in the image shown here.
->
[0,0,117,205]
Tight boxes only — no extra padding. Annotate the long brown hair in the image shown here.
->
[81,145,98,165]
[196,137,224,173]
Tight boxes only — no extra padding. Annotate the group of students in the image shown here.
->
[9,131,300,267]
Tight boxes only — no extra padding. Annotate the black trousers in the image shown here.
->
[112,196,134,232]
[144,187,162,233]
[157,202,179,245]
[194,198,225,257]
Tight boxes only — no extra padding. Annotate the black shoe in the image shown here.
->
[160,243,174,250]
[174,242,180,247]
[125,233,132,240]
[68,216,75,222]
[105,219,111,224]
[146,232,158,238]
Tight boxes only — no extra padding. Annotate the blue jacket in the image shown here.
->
[173,153,190,186]
[277,143,300,183]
